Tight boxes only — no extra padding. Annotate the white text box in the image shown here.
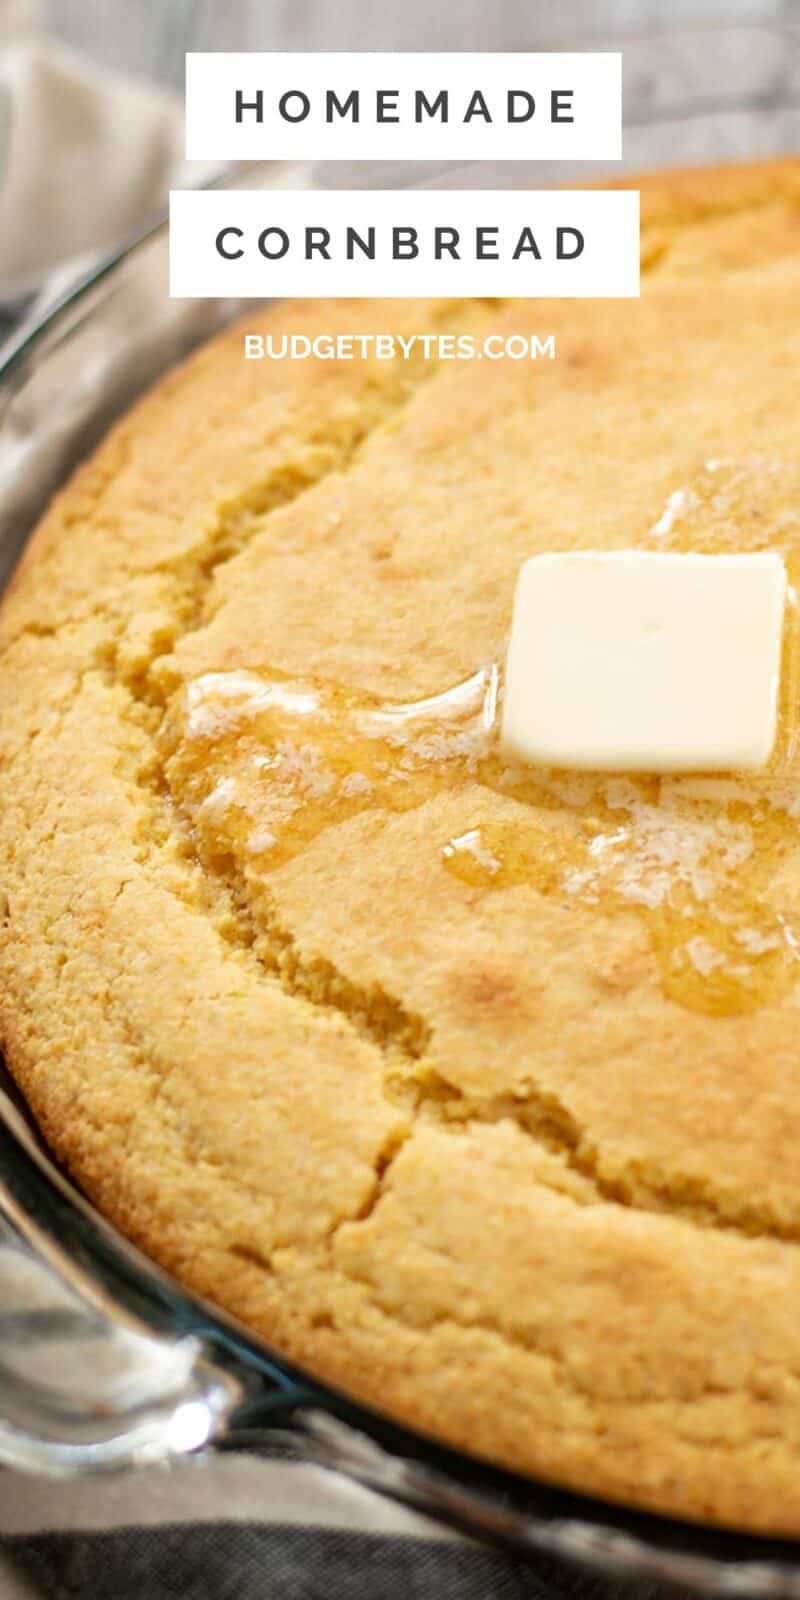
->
[169,189,639,300]
[185,52,622,163]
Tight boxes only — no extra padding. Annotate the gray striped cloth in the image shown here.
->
[0,1443,680,1600]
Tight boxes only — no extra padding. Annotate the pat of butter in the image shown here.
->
[501,551,787,773]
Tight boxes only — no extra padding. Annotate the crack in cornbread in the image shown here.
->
[5,164,800,1533]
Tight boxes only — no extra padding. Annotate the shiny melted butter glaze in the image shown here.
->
[160,458,800,1018]
[160,663,501,869]
[443,787,798,1016]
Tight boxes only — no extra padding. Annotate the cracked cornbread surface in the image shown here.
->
[4,160,800,1532]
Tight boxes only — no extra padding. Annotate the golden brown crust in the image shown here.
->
[4,160,800,1533]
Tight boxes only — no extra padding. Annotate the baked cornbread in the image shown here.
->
[4,159,800,1534]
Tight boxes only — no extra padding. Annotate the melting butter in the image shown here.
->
[442,803,798,1017]
[159,457,800,1019]
[163,664,500,872]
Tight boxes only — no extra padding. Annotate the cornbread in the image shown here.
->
[4,160,800,1533]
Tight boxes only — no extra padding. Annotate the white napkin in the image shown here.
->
[0,5,185,302]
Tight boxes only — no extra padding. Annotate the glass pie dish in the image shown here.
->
[3,38,800,1589]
